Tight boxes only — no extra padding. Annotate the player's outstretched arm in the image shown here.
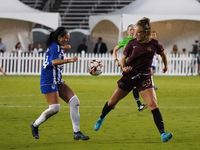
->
[52,56,78,65]
[61,45,71,50]
[113,45,120,67]
[160,51,168,73]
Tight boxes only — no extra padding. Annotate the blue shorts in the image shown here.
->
[151,66,155,70]
[40,84,58,94]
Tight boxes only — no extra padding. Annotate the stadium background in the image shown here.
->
[1,0,200,54]
[1,1,200,149]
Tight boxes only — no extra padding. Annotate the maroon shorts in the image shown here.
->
[117,73,153,92]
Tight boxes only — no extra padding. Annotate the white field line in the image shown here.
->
[0,105,200,109]
[0,94,41,97]
[0,94,199,100]
[0,94,199,109]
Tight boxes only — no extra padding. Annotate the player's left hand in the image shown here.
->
[122,66,132,73]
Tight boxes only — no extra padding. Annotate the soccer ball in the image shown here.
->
[88,60,103,76]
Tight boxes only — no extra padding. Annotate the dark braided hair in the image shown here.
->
[136,17,151,36]
[45,27,68,47]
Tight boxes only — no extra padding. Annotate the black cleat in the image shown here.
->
[138,104,148,112]
[73,131,90,140]
[30,122,39,139]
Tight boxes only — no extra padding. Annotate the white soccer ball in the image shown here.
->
[88,60,103,76]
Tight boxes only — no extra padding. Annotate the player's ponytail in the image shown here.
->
[136,17,151,36]
[45,27,68,47]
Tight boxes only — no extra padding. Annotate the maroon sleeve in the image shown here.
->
[156,41,164,54]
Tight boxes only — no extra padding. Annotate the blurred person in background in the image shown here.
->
[93,37,107,54]
[191,40,198,56]
[13,42,23,53]
[182,48,187,56]
[150,31,159,90]
[37,43,44,54]
[198,36,200,75]
[170,44,180,55]
[0,38,6,53]
[29,43,38,55]
[77,38,87,53]
[0,38,6,75]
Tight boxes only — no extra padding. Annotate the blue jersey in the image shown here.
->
[40,42,64,87]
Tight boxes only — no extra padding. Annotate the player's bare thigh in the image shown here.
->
[58,82,75,103]
[45,92,60,105]
[108,87,129,107]
[140,88,158,110]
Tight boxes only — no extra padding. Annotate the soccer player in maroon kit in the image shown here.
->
[94,17,173,142]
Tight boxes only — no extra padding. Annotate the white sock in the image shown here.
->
[151,75,154,86]
[33,104,60,127]
[68,95,80,133]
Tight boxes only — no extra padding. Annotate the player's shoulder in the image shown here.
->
[128,38,137,43]
[50,42,58,48]
[150,39,163,47]
[49,42,60,51]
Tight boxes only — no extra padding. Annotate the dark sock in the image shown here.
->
[100,102,114,119]
[151,108,165,134]
[132,89,141,106]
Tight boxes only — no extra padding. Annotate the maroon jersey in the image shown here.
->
[123,39,164,74]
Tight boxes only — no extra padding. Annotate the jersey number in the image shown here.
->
[43,55,49,69]
[142,79,151,87]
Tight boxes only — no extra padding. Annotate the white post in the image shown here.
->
[118,14,123,43]
[17,51,21,75]
[81,50,85,75]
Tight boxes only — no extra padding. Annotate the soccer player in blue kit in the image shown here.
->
[30,27,89,140]
[94,17,173,142]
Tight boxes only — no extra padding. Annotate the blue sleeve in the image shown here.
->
[49,44,60,64]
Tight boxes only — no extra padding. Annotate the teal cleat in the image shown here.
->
[94,117,106,131]
[161,132,173,142]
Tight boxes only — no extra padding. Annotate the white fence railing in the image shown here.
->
[0,51,198,76]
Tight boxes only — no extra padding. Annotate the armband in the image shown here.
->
[115,59,118,61]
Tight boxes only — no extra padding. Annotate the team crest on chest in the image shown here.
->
[147,47,151,51]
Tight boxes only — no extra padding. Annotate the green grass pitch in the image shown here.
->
[0,75,200,150]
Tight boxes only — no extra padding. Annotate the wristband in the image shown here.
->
[115,59,118,61]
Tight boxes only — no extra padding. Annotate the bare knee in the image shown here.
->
[147,99,158,110]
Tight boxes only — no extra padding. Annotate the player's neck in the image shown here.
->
[140,38,150,43]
